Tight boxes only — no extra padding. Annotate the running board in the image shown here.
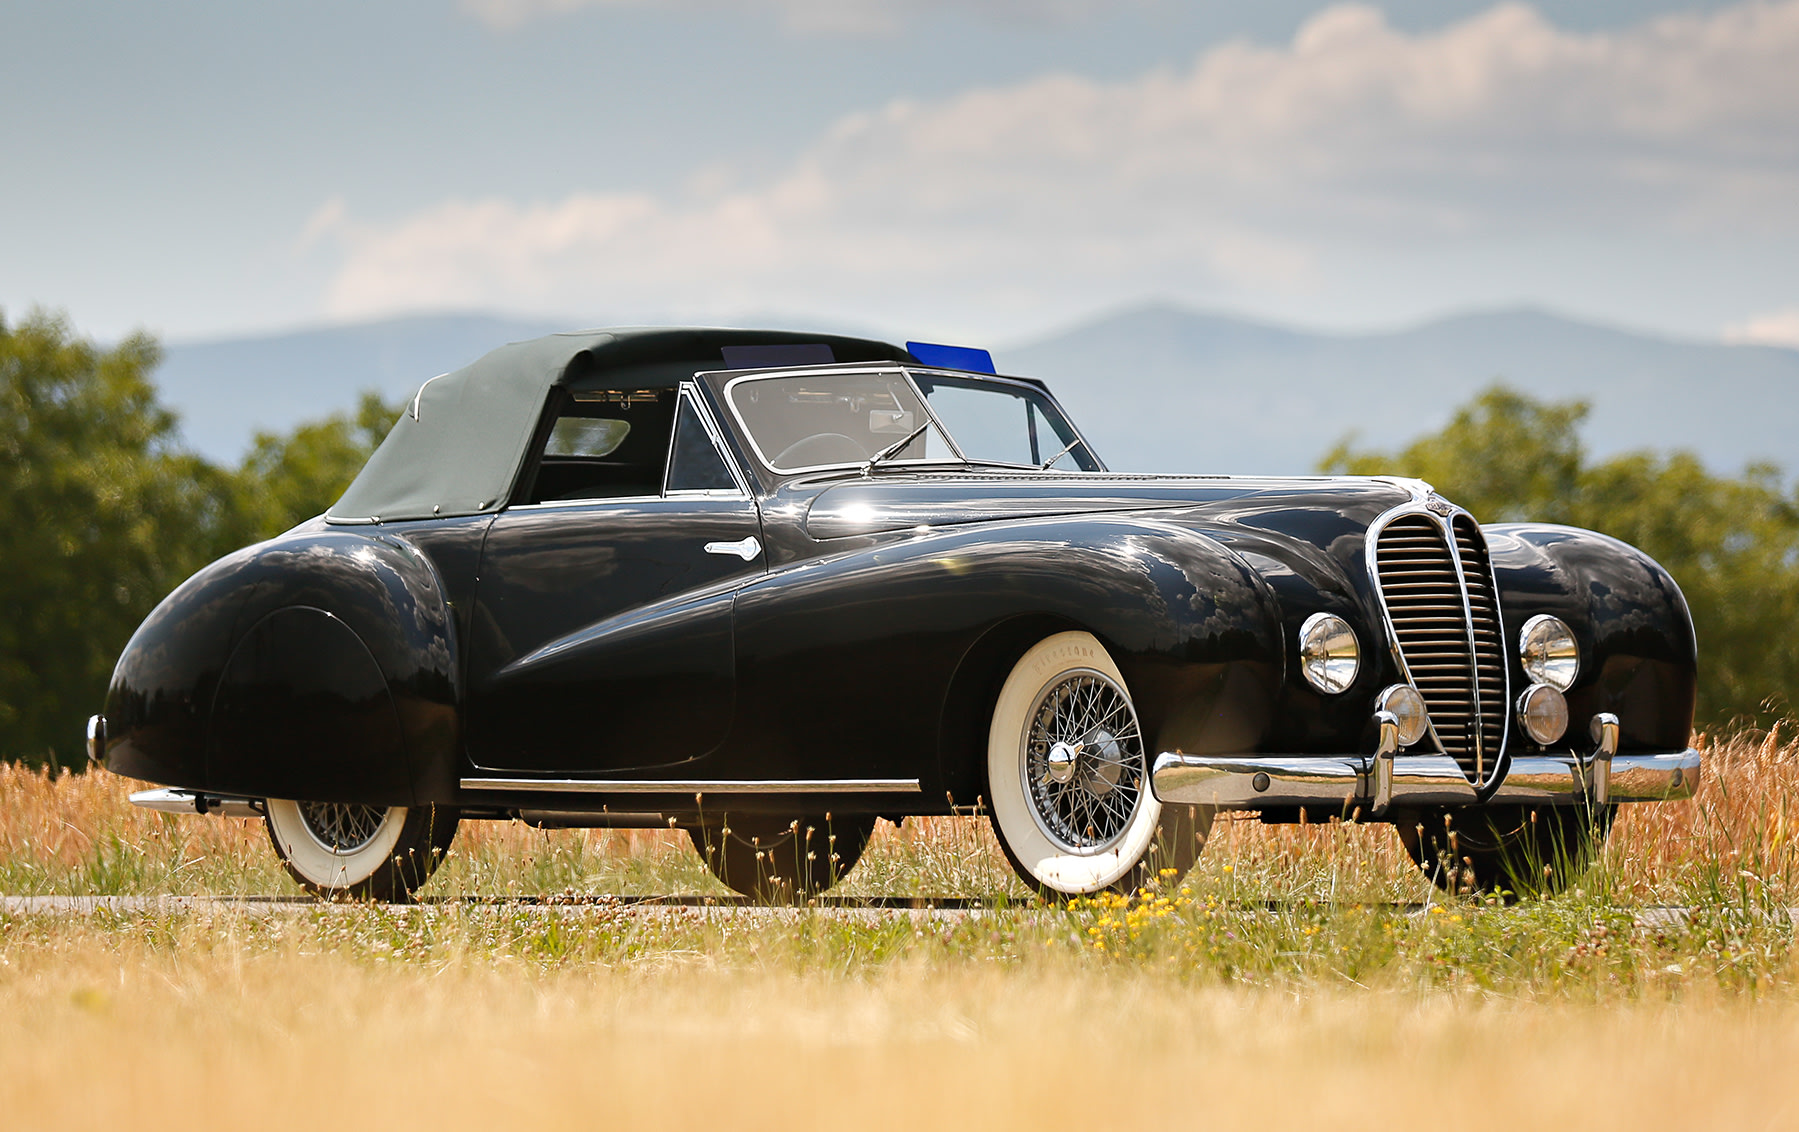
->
[461,777,921,796]
[517,810,673,829]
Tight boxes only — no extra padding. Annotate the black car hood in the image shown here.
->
[802,472,1421,544]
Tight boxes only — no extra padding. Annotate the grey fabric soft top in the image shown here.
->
[327,326,912,524]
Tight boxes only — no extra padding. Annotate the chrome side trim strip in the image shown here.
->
[517,810,671,829]
[506,494,665,512]
[460,777,921,795]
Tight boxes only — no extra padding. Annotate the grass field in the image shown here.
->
[3,729,1797,1129]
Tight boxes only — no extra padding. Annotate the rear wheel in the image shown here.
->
[1394,803,1615,897]
[687,813,877,903]
[985,631,1213,900]
[265,799,459,901]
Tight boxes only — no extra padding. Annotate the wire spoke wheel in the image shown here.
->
[265,799,460,902]
[296,801,388,854]
[986,631,1213,898]
[1023,670,1146,852]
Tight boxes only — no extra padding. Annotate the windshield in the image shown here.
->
[726,371,951,472]
[726,369,1100,474]
[909,372,1101,471]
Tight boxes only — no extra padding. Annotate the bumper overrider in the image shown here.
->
[1152,710,1701,816]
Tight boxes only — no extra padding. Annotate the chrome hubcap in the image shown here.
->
[297,802,387,855]
[1023,670,1146,851]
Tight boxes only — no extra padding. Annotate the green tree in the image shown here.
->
[1322,384,1799,729]
[0,311,237,766]
[0,311,399,767]
[227,391,400,543]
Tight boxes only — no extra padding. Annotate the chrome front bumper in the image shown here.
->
[1152,725,1701,816]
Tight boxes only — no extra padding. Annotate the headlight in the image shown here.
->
[1517,683,1570,744]
[1376,684,1429,746]
[1520,614,1579,691]
[1299,613,1359,694]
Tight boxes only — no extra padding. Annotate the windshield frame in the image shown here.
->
[904,368,1105,473]
[716,365,1106,480]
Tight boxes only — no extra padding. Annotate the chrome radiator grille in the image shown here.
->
[1373,513,1508,785]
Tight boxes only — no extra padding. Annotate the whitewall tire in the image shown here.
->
[986,631,1212,898]
[264,799,458,901]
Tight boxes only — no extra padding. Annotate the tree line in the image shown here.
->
[3,311,1795,766]
[1321,387,1799,731]
[1,312,397,767]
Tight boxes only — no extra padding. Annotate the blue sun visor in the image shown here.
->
[906,341,996,374]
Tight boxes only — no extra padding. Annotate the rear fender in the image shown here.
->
[107,528,460,805]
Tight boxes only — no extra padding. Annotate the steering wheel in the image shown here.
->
[773,433,868,467]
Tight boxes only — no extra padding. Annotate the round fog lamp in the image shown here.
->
[1299,613,1359,694]
[1517,683,1570,745]
[1520,614,1579,691]
[1376,684,1429,746]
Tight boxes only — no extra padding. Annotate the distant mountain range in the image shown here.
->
[156,305,1799,477]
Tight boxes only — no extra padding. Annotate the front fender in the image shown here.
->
[731,515,1284,798]
[1486,523,1697,752]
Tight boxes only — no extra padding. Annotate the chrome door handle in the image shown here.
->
[703,536,761,561]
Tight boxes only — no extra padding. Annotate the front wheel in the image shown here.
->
[265,799,459,901]
[1393,803,1615,897]
[986,631,1213,899]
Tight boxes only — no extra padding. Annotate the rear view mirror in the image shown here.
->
[869,409,916,434]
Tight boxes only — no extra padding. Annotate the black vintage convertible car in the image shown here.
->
[90,327,1701,901]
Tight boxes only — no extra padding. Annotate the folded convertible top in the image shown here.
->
[328,326,910,524]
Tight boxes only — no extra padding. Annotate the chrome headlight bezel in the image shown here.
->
[1517,682,1570,745]
[1298,612,1359,695]
[1375,684,1429,746]
[1520,614,1580,691]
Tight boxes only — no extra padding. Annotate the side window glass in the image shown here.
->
[526,389,673,503]
[666,395,741,493]
[546,417,630,458]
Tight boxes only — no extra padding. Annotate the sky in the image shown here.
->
[3,0,1796,348]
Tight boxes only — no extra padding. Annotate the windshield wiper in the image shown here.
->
[861,422,931,477]
[1039,437,1085,470]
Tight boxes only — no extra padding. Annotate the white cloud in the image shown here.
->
[321,2,1799,334]
[1725,307,1799,348]
[294,196,348,252]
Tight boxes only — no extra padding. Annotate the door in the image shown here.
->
[464,384,763,774]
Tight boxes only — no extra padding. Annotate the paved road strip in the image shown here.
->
[4,894,1796,926]
[0,893,992,921]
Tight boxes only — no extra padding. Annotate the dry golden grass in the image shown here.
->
[1608,725,1799,900]
[4,934,1799,1131]
[2,726,1795,902]
[3,731,1799,1129]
